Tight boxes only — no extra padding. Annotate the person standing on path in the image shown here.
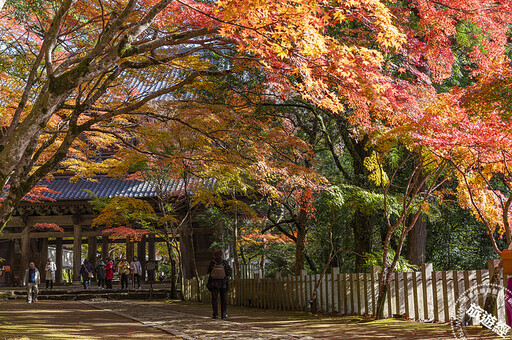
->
[207,249,232,319]
[130,256,142,289]
[117,256,130,289]
[23,261,40,303]
[95,260,106,289]
[80,259,94,289]
[105,257,114,289]
[45,258,56,290]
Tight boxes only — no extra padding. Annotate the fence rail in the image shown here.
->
[183,261,509,322]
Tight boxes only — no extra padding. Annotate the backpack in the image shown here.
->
[210,262,226,280]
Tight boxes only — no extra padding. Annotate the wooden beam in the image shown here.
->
[0,230,104,240]
[5,214,98,228]
[48,236,167,245]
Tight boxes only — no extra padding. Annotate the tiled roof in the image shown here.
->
[32,176,211,201]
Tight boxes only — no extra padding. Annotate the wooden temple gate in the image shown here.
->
[0,175,213,286]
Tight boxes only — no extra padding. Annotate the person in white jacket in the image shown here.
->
[24,262,40,303]
[130,256,143,289]
[45,258,57,290]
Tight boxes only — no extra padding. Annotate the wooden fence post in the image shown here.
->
[275,272,282,310]
[343,273,348,314]
[337,273,342,314]
[301,270,307,311]
[350,273,355,314]
[421,263,433,320]
[412,270,419,320]
[254,273,259,308]
[363,272,369,315]
[394,272,400,316]
[403,272,409,318]
[309,273,314,311]
[488,259,501,319]
[371,266,379,316]
[331,267,339,313]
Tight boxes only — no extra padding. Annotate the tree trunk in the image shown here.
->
[233,213,240,277]
[352,210,372,270]
[188,226,201,302]
[166,241,178,299]
[407,213,427,266]
[260,243,266,277]
[484,260,502,315]
[376,282,388,319]
[294,209,307,275]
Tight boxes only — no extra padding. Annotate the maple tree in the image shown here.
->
[239,222,295,278]
[91,196,156,238]
[0,0,227,231]
[342,0,512,318]
[32,222,64,232]
[102,81,328,276]
[367,143,449,319]
[88,180,187,297]
[0,0,425,233]
[413,80,512,313]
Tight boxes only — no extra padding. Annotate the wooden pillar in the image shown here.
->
[101,236,109,260]
[73,222,82,283]
[39,238,48,276]
[29,239,38,269]
[8,239,15,286]
[148,234,155,281]
[21,218,30,279]
[88,236,97,269]
[137,236,146,281]
[56,238,63,285]
[180,232,191,279]
[126,237,134,262]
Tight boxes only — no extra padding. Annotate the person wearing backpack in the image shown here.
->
[207,249,232,319]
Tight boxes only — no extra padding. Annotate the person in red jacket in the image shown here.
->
[105,257,114,289]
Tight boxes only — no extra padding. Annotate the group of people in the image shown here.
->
[23,255,144,302]
[22,258,58,303]
[23,249,232,320]
[79,255,143,290]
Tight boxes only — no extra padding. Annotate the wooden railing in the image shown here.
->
[183,262,509,322]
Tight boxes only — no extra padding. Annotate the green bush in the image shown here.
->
[364,249,418,273]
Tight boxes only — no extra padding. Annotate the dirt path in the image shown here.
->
[86,300,502,339]
[85,299,313,339]
[0,299,504,339]
[0,300,175,340]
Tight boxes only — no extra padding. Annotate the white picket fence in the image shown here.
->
[183,262,510,322]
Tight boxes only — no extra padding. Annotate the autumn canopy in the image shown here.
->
[2,0,512,319]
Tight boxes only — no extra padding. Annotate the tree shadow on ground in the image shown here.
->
[0,300,174,340]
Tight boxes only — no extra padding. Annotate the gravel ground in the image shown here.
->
[84,299,314,339]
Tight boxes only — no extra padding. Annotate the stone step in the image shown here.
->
[7,288,171,294]
[1,288,173,301]
[35,292,171,300]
